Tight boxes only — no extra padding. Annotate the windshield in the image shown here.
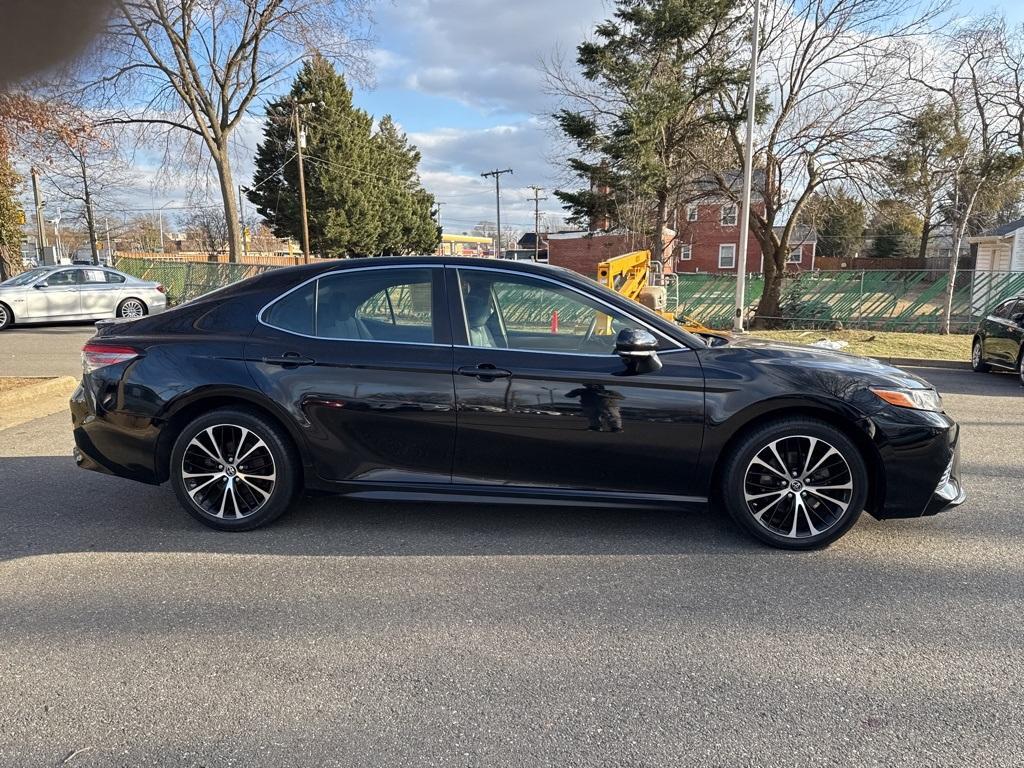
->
[1,268,51,287]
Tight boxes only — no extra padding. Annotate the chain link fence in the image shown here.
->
[115,256,280,305]
[666,270,1024,332]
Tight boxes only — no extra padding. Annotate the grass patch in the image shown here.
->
[751,330,972,361]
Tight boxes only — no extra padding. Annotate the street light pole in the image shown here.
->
[733,0,760,333]
[293,101,311,264]
[481,168,512,258]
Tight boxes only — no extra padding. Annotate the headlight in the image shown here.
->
[870,387,943,412]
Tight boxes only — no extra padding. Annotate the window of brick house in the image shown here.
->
[720,204,737,226]
[719,244,736,269]
[679,244,692,261]
[686,204,698,222]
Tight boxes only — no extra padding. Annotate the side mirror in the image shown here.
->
[1012,312,1024,327]
[615,328,662,374]
[34,281,48,289]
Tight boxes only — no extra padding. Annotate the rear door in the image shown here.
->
[448,266,706,499]
[245,265,457,485]
[25,268,82,319]
[78,267,121,318]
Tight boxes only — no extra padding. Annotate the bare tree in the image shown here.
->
[179,205,230,257]
[706,0,945,327]
[910,20,1024,333]
[74,0,372,261]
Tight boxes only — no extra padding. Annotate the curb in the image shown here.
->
[0,376,78,431]
[879,358,971,370]
[0,376,79,410]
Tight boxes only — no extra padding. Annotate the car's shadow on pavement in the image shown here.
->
[0,455,763,562]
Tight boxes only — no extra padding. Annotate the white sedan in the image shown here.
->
[0,265,167,331]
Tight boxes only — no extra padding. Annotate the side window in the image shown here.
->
[458,270,663,355]
[47,270,80,286]
[263,268,437,343]
[81,269,108,284]
[992,299,1017,319]
[264,281,315,336]
[318,268,435,343]
[105,271,126,284]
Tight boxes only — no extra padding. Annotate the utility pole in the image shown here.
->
[238,185,249,258]
[481,168,512,258]
[293,99,311,264]
[528,186,547,262]
[105,218,112,263]
[30,167,47,262]
[733,0,760,333]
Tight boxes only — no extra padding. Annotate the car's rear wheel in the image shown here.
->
[169,408,299,531]
[972,338,990,373]
[0,302,12,331]
[718,418,868,550]
[117,298,147,318]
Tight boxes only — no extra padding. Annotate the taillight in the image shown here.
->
[82,343,140,374]
[156,284,166,294]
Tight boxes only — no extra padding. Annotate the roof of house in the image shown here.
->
[517,232,548,249]
[774,224,817,244]
[975,217,1024,239]
[690,170,767,198]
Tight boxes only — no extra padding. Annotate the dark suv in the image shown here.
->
[971,296,1024,384]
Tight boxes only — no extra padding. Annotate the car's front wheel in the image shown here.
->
[169,408,299,531]
[0,302,12,331]
[719,418,869,550]
[972,338,990,373]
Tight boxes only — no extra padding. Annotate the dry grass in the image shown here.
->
[750,330,972,361]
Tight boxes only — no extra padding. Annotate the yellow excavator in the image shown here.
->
[596,250,730,346]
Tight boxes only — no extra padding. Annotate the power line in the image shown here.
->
[481,168,513,256]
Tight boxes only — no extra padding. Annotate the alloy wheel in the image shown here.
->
[181,424,277,519]
[120,299,145,318]
[972,341,982,368]
[0,304,8,327]
[743,435,854,539]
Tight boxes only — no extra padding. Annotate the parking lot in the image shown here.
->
[1,327,1022,766]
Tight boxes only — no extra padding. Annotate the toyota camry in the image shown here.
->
[70,257,965,549]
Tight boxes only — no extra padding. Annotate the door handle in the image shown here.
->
[262,353,315,367]
[457,364,512,381]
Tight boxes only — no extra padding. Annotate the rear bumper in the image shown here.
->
[71,382,161,485]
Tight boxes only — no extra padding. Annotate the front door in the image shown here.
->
[246,266,457,485]
[26,268,81,319]
[448,267,706,499]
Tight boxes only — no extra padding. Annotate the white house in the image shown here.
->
[969,218,1024,272]
[967,218,1024,313]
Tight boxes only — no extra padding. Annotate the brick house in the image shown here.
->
[546,228,677,280]
[674,196,816,274]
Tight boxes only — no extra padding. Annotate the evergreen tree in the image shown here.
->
[868,200,922,259]
[804,191,867,260]
[248,57,437,257]
[551,0,745,266]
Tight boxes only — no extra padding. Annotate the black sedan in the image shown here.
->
[971,295,1024,384]
[71,257,965,549]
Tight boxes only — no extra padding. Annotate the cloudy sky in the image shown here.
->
[344,0,609,234]
[28,0,1022,238]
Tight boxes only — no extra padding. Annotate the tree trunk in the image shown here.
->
[213,146,242,263]
[752,251,783,330]
[917,220,931,262]
[650,190,669,281]
[940,223,967,335]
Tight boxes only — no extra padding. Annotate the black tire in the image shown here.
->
[971,337,990,373]
[169,407,299,531]
[1018,348,1024,387]
[718,417,869,550]
[117,297,148,319]
[0,302,12,331]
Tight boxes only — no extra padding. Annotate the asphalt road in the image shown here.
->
[0,362,1022,767]
[0,324,96,377]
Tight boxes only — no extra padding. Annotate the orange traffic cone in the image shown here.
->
[550,310,559,333]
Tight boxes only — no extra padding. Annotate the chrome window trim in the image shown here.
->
[453,264,685,352]
[257,263,445,346]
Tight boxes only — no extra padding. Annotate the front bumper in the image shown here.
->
[869,410,965,519]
